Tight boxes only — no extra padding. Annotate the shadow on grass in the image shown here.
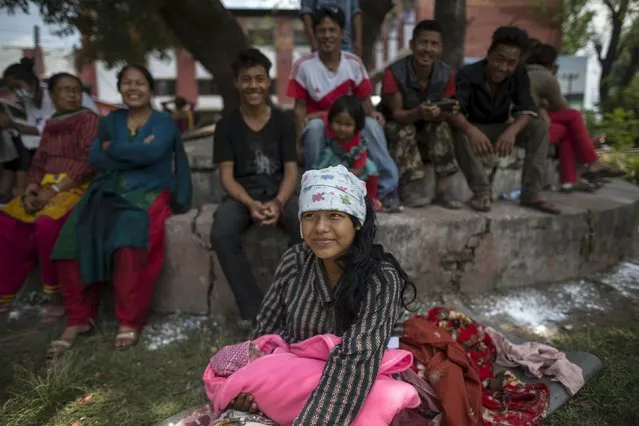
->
[1,328,217,426]
[3,322,639,425]
[548,327,639,426]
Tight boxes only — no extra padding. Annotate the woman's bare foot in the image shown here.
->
[114,326,140,349]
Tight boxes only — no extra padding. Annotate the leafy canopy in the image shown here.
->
[0,0,177,66]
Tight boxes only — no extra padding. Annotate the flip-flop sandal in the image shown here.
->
[114,331,140,350]
[559,184,574,194]
[46,340,72,364]
[520,199,561,215]
[46,322,95,362]
[468,194,492,212]
[562,181,597,193]
[433,191,463,210]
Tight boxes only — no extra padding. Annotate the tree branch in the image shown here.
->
[594,39,604,63]
[602,0,618,16]
[159,0,248,112]
[435,0,466,70]
[0,0,28,12]
[360,0,394,69]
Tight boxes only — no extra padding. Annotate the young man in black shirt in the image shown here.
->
[211,48,301,323]
[454,26,559,214]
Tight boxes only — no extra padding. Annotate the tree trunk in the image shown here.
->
[597,0,631,110]
[360,0,395,70]
[159,0,248,113]
[434,0,466,70]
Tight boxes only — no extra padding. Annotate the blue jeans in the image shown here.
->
[341,39,353,52]
[302,117,399,200]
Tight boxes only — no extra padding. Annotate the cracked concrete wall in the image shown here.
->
[155,181,639,315]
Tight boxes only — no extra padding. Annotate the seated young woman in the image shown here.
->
[213,164,416,425]
[0,73,98,320]
[526,43,622,192]
[47,64,192,356]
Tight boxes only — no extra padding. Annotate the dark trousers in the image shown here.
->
[210,195,301,321]
[455,119,550,202]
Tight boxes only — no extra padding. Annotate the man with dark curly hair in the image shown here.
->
[453,26,559,214]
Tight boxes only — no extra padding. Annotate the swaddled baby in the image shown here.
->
[209,341,268,377]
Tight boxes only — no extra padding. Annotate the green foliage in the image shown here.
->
[1,0,177,67]
[555,0,596,55]
[617,75,639,112]
[598,150,637,184]
[547,327,639,425]
[1,325,215,426]
[587,108,639,150]
[606,23,639,110]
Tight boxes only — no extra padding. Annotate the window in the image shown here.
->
[154,79,176,96]
[294,29,308,46]
[197,79,220,96]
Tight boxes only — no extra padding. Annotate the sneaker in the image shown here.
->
[381,195,403,213]
[399,179,429,208]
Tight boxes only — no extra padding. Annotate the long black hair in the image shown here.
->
[328,95,366,134]
[526,43,559,69]
[3,57,38,85]
[333,197,416,334]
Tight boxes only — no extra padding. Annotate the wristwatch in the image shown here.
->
[51,184,61,193]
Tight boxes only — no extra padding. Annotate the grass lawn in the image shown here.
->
[546,327,639,426]
[0,322,218,426]
[1,321,638,425]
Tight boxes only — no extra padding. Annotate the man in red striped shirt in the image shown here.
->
[382,20,474,209]
[289,5,401,211]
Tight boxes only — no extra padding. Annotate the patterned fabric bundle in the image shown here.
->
[422,308,551,426]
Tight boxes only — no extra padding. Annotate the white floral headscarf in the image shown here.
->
[298,165,367,227]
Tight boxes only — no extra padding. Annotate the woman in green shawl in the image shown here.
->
[49,64,192,355]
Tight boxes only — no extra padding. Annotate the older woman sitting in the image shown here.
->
[0,73,98,319]
[212,165,416,425]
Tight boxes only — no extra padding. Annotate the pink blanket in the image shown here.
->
[204,334,420,426]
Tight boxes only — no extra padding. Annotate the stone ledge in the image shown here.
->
[154,180,639,318]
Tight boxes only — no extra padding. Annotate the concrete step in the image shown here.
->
[154,179,639,318]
